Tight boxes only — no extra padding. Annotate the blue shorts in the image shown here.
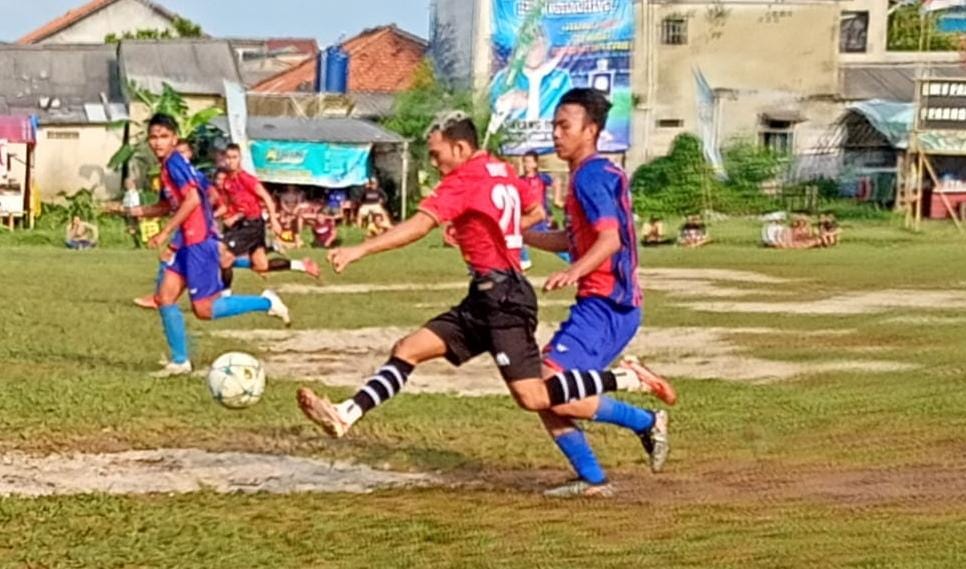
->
[165,238,223,302]
[544,296,641,371]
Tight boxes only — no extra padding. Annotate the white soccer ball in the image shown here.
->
[207,352,266,409]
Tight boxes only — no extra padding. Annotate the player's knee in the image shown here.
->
[511,388,550,412]
[192,303,213,320]
[390,337,418,361]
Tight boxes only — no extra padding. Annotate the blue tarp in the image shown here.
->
[846,99,915,149]
[250,140,371,188]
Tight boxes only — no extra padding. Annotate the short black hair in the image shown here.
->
[557,88,612,136]
[523,150,540,161]
[226,143,242,152]
[437,118,479,150]
[148,113,179,134]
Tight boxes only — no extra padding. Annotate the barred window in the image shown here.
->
[662,17,688,46]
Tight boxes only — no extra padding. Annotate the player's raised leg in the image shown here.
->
[298,327,446,437]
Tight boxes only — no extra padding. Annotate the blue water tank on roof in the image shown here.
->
[315,45,349,94]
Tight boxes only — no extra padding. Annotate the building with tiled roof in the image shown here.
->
[18,0,182,45]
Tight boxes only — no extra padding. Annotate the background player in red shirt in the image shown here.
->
[296,114,670,479]
[525,88,677,497]
[218,144,319,293]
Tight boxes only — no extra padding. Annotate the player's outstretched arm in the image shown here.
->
[328,212,436,273]
[525,229,569,253]
[253,182,283,235]
[544,229,620,291]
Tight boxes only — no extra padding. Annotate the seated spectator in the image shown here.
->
[678,215,710,248]
[789,214,822,249]
[761,213,791,248]
[818,212,841,247]
[326,188,348,223]
[365,211,393,239]
[276,207,304,252]
[640,215,674,247]
[357,178,389,227]
[309,211,339,249]
[65,216,98,250]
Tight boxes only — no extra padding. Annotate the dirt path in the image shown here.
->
[213,325,914,393]
[0,449,434,497]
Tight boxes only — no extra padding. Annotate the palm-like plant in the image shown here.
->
[108,81,224,177]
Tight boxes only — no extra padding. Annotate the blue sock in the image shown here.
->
[593,396,655,434]
[159,305,189,364]
[211,295,271,320]
[554,430,607,485]
[233,257,252,269]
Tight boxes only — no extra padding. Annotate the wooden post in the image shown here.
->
[916,152,924,231]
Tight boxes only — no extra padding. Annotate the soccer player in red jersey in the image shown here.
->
[218,144,319,292]
[128,114,291,377]
[525,88,677,497]
[296,113,672,484]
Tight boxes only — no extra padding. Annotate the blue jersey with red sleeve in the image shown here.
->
[565,156,641,308]
[160,151,216,247]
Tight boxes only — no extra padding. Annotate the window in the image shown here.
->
[840,11,869,53]
[760,120,794,154]
[47,131,79,140]
[657,119,684,128]
[662,17,688,45]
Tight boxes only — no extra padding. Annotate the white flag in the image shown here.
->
[693,68,726,179]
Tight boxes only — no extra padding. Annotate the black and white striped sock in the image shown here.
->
[351,357,416,413]
[547,368,637,406]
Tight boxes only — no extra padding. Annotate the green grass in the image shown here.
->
[1,218,965,567]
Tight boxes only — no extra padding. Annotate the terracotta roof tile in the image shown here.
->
[18,0,179,45]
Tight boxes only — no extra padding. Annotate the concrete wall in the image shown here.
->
[37,0,174,44]
[645,2,841,161]
[34,125,124,200]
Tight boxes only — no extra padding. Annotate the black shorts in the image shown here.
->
[424,271,541,382]
[224,218,266,256]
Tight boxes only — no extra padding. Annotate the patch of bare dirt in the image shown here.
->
[680,289,966,316]
[0,449,435,497]
[213,326,914,393]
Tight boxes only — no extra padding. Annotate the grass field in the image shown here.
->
[0,217,965,568]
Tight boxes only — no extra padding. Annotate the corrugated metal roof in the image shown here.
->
[214,116,404,144]
[0,44,123,124]
[841,65,965,101]
[350,92,396,119]
[119,39,242,96]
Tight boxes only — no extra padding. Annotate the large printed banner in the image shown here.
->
[250,141,371,188]
[490,0,634,155]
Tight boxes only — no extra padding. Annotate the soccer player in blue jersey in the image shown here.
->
[129,114,291,377]
[525,88,677,497]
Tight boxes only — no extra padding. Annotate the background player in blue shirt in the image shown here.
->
[129,114,291,377]
[525,89,677,497]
